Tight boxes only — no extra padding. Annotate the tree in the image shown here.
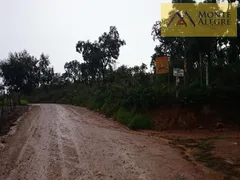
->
[63,60,81,83]
[76,40,102,83]
[38,53,54,87]
[98,26,126,81]
[150,0,238,86]
[0,50,39,102]
[76,26,126,84]
[51,73,65,87]
[80,62,90,84]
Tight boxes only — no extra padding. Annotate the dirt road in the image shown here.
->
[0,104,205,180]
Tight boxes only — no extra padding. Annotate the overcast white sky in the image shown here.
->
[0,0,172,73]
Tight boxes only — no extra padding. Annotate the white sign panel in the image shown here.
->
[173,68,184,77]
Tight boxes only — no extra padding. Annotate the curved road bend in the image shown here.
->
[0,104,204,180]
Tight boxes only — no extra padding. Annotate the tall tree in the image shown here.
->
[98,26,126,80]
[0,50,39,102]
[63,60,81,83]
[76,26,125,84]
[38,53,54,87]
[76,40,102,83]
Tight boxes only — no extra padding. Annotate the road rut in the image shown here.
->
[0,104,205,180]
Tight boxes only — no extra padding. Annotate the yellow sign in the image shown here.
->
[161,3,237,37]
[156,57,169,74]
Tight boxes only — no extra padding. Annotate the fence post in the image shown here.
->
[1,94,5,118]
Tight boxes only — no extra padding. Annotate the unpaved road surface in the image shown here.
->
[0,104,205,180]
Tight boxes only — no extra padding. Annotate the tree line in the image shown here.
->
[0,26,126,101]
[0,0,239,128]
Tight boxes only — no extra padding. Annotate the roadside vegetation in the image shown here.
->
[0,0,239,178]
[0,0,239,131]
[170,137,240,180]
[0,95,29,136]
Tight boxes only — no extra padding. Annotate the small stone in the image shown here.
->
[0,143,5,149]
[198,124,203,129]
[225,159,234,165]
[216,122,224,129]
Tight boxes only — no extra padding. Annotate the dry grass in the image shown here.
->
[170,137,240,179]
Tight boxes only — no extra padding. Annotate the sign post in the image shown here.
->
[173,68,184,77]
[184,60,187,87]
[156,56,170,92]
[176,76,179,99]
[168,57,170,93]
[173,68,184,99]
[155,56,169,75]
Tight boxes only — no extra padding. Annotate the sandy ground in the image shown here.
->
[0,104,206,180]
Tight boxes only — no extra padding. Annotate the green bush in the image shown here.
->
[86,99,96,110]
[115,107,135,125]
[100,102,119,117]
[20,99,28,105]
[0,99,29,106]
[128,114,153,130]
[0,99,7,106]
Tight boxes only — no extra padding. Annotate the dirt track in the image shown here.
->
[0,104,205,180]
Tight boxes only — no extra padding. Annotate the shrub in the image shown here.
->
[115,107,135,125]
[128,114,153,130]
[100,102,118,117]
[85,99,96,110]
[20,99,28,105]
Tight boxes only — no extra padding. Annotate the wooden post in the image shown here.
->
[184,59,186,88]
[168,57,171,93]
[176,76,179,99]
[206,59,209,87]
[1,94,5,118]
[199,52,203,87]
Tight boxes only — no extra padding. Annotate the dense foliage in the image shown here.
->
[1,1,240,129]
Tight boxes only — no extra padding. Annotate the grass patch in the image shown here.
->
[114,107,153,130]
[20,99,28,105]
[171,138,240,179]
[128,114,153,130]
[100,102,119,117]
[115,107,134,125]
